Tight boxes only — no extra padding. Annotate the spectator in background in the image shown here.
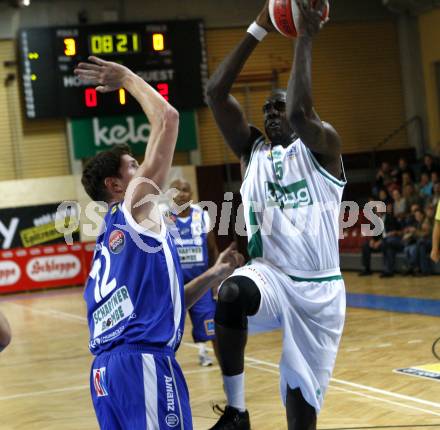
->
[403,184,423,210]
[0,309,11,352]
[401,172,414,188]
[374,161,392,195]
[425,203,436,223]
[381,202,403,278]
[378,188,391,205]
[359,202,402,277]
[392,189,407,220]
[431,171,439,186]
[421,154,439,177]
[403,209,432,275]
[419,172,433,199]
[392,157,415,184]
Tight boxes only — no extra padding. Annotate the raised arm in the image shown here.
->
[206,1,274,161]
[286,1,341,176]
[75,57,178,231]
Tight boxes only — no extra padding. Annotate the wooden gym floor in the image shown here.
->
[1,272,440,429]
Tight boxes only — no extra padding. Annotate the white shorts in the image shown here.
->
[221,258,346,413]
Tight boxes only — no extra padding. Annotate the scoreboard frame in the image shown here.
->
[18,20,208,119]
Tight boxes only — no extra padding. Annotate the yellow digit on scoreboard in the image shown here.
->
[153,33,164,51]
[119,88,126,105]
[64,38,77,56]
[116,34,128,53]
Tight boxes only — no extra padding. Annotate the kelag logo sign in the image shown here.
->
[71,111,198,159]
[0,203,80,250]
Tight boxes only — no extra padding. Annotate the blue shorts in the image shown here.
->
[188,290,216,342]
[90,345,193,430]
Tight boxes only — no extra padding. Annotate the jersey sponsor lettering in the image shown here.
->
[265,179,313,208]
[93,286,134,338]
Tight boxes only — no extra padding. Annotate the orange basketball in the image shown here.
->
[268,0,330,38]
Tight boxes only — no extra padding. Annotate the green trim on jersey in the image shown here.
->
[243,136,265,181]
[288,274,343,283]
[247,206,263,258]
[306,148,346,188]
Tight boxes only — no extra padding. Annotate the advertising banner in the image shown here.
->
[71,111,198,159]
[0,203,80,250]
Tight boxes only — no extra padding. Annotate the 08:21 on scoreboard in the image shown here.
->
[18,20,208,119]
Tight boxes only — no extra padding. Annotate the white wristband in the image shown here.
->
[247,21,268,42]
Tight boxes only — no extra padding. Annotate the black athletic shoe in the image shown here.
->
[209,405,251,430]
[358,270,372,277]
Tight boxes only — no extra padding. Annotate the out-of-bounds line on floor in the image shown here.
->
[346,293,440,316]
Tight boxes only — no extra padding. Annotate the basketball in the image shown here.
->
[268,0,330,38]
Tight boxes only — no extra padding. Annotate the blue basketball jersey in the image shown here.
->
[169,205,209,283]
[84,202,185,356]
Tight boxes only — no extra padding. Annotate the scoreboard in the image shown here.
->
[18,20,208,119]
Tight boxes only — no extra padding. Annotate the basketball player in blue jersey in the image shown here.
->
[75,57,244,430]
[0,309,11,352]
[206,1,346,430]
[167,178,219,367]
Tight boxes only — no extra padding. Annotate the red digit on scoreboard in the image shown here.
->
[85,88,98,108]
[157,83,169,101]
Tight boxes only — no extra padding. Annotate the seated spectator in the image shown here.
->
[431,171,439,185]
[378,188,391,205]
[421,154,440,177]
[374,161,392,195]
[419,172,433,199]
[425,203,436,222]
[401,172,414,187]
[359,202,402,277]
[402,184,423,210]
[392,157,415,184]
[392,189,407,220]
[403,209,425,273]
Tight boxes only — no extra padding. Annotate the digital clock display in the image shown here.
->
[18,20,208,119]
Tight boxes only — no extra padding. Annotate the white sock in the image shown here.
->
[197,342,207,355]
[223,373,246,412]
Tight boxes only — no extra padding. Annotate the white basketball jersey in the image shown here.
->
[241,135,346,278]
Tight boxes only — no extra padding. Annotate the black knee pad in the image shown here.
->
[215,276,261,330]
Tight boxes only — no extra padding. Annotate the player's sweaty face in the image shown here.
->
[263,96,292,144]
[119,154,139,193]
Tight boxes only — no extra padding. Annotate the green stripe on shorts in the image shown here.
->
[288,274,343,283]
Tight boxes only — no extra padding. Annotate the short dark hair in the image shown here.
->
[81,144,132,202]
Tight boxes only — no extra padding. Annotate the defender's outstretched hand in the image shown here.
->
[212,242,245,279]
[74,56,132,93]
[256,0,276,32]
[296,0,328,37]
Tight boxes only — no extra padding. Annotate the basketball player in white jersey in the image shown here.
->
[0,309,11,352]
[206,1,346,429]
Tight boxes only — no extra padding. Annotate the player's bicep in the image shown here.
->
[208,94,252,158]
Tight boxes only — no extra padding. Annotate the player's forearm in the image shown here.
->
[123,72,178,129]
[287,35,314,121]
[206,33,259,102]
[184,267,222,309]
